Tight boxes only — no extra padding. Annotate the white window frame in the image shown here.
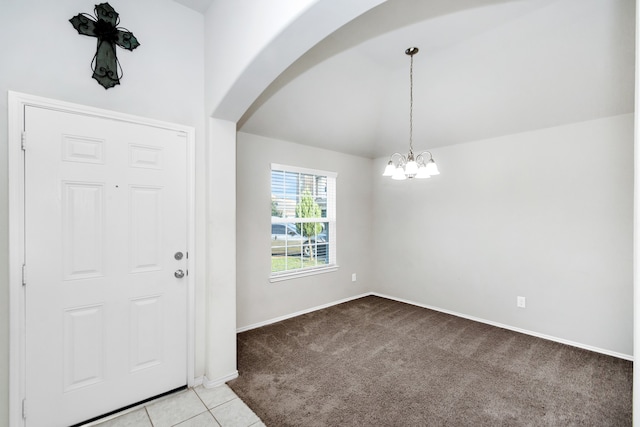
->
[270,163,338,282]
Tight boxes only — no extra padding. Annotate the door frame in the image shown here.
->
[7,91,197,427]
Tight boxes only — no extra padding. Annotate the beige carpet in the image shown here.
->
[228,296,632,426]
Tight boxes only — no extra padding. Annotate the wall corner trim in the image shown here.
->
[236,290,632,362]
[202,372,239,389]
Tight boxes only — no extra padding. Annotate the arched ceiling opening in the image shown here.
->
[237,0,635,158]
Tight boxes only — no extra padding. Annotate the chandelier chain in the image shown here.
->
[382,46,439,180]
[409,52,414,157]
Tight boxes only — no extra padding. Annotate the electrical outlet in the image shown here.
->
[517,296,526,308]
[352,273,357,282]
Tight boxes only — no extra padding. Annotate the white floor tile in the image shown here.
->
[145,389,208,427]
[174,411,221,427]
[211,399,261,427]
[82,386,261,427]
[194,384,238,409]
[92,408,151,427]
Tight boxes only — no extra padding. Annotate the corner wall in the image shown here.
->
[202,0,385,383]
[372,114,634,356]
[236,132,373,328]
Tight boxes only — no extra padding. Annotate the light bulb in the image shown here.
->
[425,159,439,175]
[392,166,406,180]
[405,160,418,176]
[383,161,395,176]
[415,166,431,179]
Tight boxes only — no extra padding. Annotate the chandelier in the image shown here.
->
[383,47,440,180]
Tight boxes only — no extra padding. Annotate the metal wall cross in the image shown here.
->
[70,3,140,89]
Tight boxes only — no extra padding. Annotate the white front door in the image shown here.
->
[24,105,189,427]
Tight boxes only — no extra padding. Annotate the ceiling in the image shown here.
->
[178,0,635,159]
[172,0,213,13]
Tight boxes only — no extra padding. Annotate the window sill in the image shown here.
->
[269,265,339,283]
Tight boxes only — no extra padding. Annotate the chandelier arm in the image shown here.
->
[389,152,407,167]
[416,151,433,160]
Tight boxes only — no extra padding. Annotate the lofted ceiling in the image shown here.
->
[239,0,635,159]
[175,0,635,159]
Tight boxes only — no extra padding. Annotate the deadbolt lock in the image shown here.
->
[174,252,184,260]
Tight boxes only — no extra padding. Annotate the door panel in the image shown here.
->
[24,106,188,427]
[63,304,105,392]
[62,182,105,279]
[130,186,163,272]
[130,295,163,372]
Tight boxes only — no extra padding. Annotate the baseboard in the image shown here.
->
[371,292,633,361]
[192,376,204,387]
[202,371,239,388]
[235,291,632,361]
[236,292,372,333]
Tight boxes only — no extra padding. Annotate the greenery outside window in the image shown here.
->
[271,164,337,280]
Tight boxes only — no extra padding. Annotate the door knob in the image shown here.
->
[174,269,185,279]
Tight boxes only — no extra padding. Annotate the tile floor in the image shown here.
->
[82,385,264,427]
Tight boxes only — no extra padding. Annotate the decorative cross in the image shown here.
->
[70,3,140,89]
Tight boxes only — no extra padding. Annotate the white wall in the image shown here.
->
[372,114,634,356]
[0,1,205,424]
[633,1,639,421]
[236,132,373,328]
[203,117,238,384]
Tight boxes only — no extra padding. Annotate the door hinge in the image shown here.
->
[21,131,26,151]
[21,264,27,286]
[22,399,27,419]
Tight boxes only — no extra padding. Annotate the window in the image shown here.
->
[271,164,337,280]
